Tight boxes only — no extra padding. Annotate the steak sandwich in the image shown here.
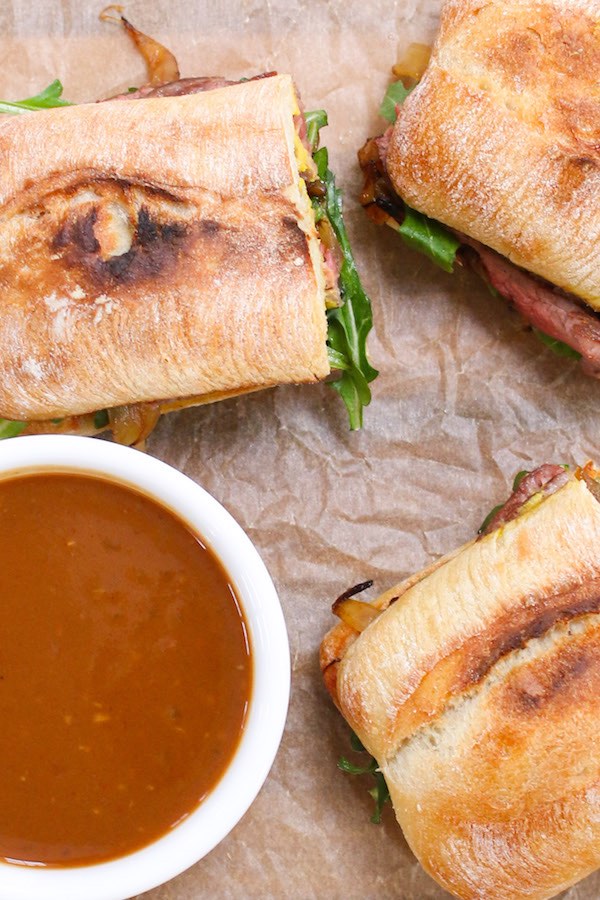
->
[360,0,600,373]
[321,462,600,900]
[0,17,375,445]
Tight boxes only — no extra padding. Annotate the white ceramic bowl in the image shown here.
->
[0,434,290,900]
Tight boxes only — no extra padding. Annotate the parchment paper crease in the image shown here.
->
[0,1,598,897]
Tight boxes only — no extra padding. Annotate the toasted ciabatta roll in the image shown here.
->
[0,75,328,422]
[360,0,600,375]
[321,464,600,900]
[0,14,377,444]
[387,0,600,307]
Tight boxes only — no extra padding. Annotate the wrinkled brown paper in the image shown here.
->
[1,1,599,897]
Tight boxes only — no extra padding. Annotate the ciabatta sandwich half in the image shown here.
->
[0,16,376,445]
[322,463,600,900]
[360,0,600,375]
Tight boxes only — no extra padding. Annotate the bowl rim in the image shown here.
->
[0,434,290,900]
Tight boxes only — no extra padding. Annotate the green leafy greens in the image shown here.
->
[0,80,72,115]
[533,329,581,360]
[379,79,413,123]
[0,81,75,441]
[304,109,328,155]
[478,503,504,535]
[379,80,460,273]
[0,420,27,439]
[511,470,530,491]
[308,110,377,429]
[338,730,390,824]
[393,205,461,274]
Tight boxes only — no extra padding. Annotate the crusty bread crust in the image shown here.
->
[322,476,600,898]
[336,478,600,760]
[386,0,600,308]
[320,539,475,708]
[386,613,600,899]
[0,75,329,419]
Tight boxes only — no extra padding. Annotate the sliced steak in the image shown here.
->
[108,72,277,102]
[461,237,600,374]
[482,464,570,536]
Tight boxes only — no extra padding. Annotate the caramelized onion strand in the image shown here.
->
[108,402,161,448]
[332,598,381,633]
[334,580,374,605]
[392,42,431,86]
[100,6,180,85]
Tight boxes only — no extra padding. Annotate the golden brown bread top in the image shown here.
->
[0,76,329,419]
[321,474,600,898]
[320,540,473,707]
[386,614,600,899]
[0,76,299,203]
[334,478,600,761]
[386,0,600,308]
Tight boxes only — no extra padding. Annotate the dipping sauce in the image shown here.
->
[0,472,251,866]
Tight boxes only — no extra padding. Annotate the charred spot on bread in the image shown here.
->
[282,214,301,230]
[199,218,220,235]
[505,633,595,717]
[380,563,600,749]
[53,208,100,254]
[451,577,600,693]
[48,188,193,291]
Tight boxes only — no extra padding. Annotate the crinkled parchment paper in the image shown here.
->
[1,1,599,897]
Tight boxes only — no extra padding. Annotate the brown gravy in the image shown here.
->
[0,472,251,866]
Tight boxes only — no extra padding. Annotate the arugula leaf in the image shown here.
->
[379,79,413,123]
[338,730,391,823]
[533,329,581,360]
[311,144,377,429]
[369,772,391,824]
[304,108,328,154]
[305,111,377,430]
[0,80,72,115]
[327,346,350,371]
[478,503,503,535]
[94,409,109,429]
[512,470,530,491]
[394,204,461,273]
[338,756,377,776]
[375,80,461,272]
[0,420,27,439]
